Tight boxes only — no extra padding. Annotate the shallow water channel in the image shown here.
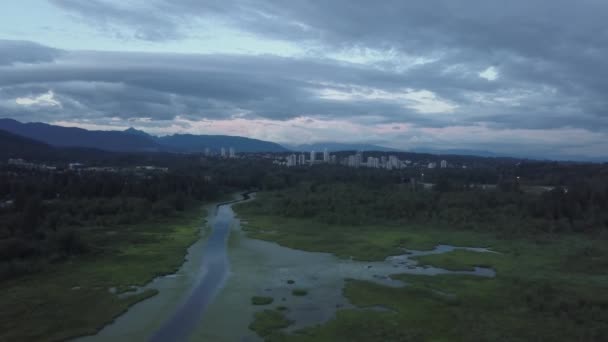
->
[76,193,495,342]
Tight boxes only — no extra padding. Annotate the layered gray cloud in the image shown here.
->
[1,1,608,158]
[1,39,606,131]
[0,40,62,65]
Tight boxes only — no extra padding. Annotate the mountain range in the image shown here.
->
[0,129,55,160]
[0,127,123,162]
[2,119,603,162]
[288,142,400,152]
[0,119,287,153]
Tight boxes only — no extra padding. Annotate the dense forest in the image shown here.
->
[0,166,212,277]
[235,162,608,342]
[2,151,607,280]
[0,156,274,279]
[239,168,608,237]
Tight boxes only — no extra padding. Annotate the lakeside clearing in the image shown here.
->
[0,204,208,342]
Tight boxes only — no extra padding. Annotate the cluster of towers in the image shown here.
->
[286,148,332,166]
[204,147,236,158]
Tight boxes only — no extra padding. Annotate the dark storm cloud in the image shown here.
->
[43,0,608,130]
[0,48,445,124]
[48,0,608,61]
[1,42,607,132]
[0,40,62,65]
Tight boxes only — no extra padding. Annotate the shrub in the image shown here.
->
[251,296,274,305]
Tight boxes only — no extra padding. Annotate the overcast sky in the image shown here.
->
[1,0,607,159]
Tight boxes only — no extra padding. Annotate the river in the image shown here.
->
[76,193,495,341]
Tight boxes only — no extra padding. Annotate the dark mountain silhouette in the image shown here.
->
[411,147,502,158]
[0,119,160,152]
[290,142,400,152]
[157,134,288,153]
[124,127,153,138]
[0,129,120,162]
[0,129,56,159]
[0,119,288,153]
[123,127,288,152]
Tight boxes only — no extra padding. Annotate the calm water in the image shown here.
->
[77,194,495,341]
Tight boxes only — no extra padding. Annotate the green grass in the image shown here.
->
[234,212,493,261]
[235,193,608,341]
[263,239,608,341]
[249,310,293,337]
[291,289,308,296]
[252,296,275,305]
[413,249,508,272]
[281,270,608,342]
[234,192,510,261]
[0,205,207,342]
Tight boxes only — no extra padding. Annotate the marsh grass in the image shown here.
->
[252,296,274,305]
[235,192,608,341]
[291,289,308,296]
[0,205,206,342]
[249,310,293,337]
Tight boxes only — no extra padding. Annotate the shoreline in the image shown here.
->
[1,198,219,342]
[75,192,251,342]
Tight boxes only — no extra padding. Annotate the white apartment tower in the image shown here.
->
[388,155,400,169]
[286,154,297,167]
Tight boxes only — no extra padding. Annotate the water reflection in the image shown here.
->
[76,194,496,342]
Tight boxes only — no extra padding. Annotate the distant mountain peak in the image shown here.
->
[0,118,288,153]
[0,118,161,152]
[124,127,151,137]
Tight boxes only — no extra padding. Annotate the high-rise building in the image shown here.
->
[388,155,400,169]
[221,147,226,158]
[204,147,210,156]
[229,147,236,158]
[323,148,330,163]
[366,156,379,168]
[310,150,315,164]
[347,155,356,167]
[428,162,437,169]
[298,154,306,165]
[347,152,362,168]
[286,154,297,167]
[440,160,447,168]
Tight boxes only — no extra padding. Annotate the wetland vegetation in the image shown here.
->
[0,158,268,341]
[291,289,308,297]
[252,296,275,305]
[0,205,206,342]
[236,180,608,341]
[2,151,607,341]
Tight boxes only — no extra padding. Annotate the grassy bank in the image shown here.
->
[0,204,208,342]
[235,192,608,341]
[236,197,499,261]
[269,239,608,341]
